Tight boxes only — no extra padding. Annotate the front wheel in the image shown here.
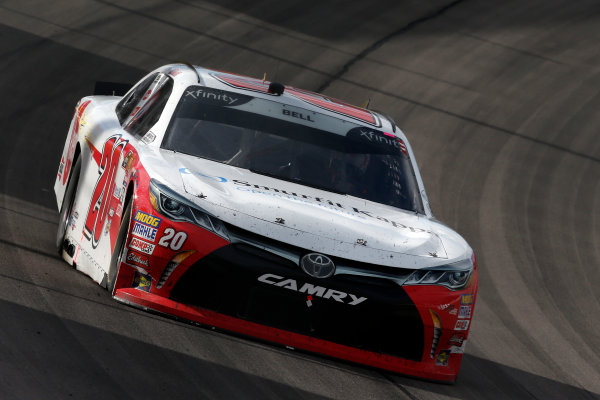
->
[56,157,81,255]
[107,200,132,294]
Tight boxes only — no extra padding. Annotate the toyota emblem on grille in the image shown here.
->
[300,253,335,278]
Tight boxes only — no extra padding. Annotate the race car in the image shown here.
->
[54,63,478,382]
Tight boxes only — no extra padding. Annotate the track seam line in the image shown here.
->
[380,373,421,400]
[335,76,600,164]
[0,5,172,63]
[0,237,61,261]
[92,0,331,78]
[316,0,466,93]
[0,204,56,225]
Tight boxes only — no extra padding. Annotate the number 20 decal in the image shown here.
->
[158,228,187,250]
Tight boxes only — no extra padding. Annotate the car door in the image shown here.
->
[74,72,174,279]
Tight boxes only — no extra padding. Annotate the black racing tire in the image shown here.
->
[107,199,132,294]
[56,157,81,254]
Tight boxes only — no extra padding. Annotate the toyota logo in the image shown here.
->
[300,253,335,278]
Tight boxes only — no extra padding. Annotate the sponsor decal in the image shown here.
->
[104,220,111,236]
[460,294,474,305]
[349,127,407,155]
[132,222,158,242]
[232,179,431,234]
[180,167,227,182]
[448,333,468,354]
[306,295,313,307]
[158,228,187,251]
[129,237,156,255]
[185,87,241,105]
[133,271,151,292]
[282,109,314,122]
[121,151,134,173]
[115,203,123,219]
[141,131,156,144]
[83,135,128,248]
[454,319,470,331]
[58,158,65,178]
[69,211,79,231]
[450,340,467,354]
[127,250,149,268]
[119,180,127,205]
[257,273,367,306]
[180,169,432,235]
[438,303,457,315]
[448,333,466,346]
[435,350,451,366]
[133,210,161,228]
[458,305,472,319]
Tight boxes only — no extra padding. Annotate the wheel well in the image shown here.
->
[72,144,81,171]
[122,182,135,223]
[60,143,82,210]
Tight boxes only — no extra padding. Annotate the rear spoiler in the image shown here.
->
[93,81,132,96]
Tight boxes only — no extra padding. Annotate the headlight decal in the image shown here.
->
[429,309,442,359]
[403,257,474,290]
[149,178,229,240]
[157,250,196,289]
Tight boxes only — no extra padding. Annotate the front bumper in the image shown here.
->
[114,240,478,383]
[114,286,464,382]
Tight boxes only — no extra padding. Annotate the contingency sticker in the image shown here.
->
[458,305,472,319]
[131,222,158,242]
[131,210,162,242]
[129,237,156,255]
[436,350,451,366]
[460,294,474,305]
[133,271,152,292]
[127,250,150,268]
[454,319,470,331]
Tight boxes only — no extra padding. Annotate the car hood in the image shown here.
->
[155,151,470,268]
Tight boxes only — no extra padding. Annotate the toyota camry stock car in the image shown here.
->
[54,63,478,382]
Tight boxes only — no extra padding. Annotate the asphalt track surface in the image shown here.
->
[1,1,599,399]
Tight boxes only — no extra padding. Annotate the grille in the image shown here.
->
[170,243,424,361]
[225,223,414,282]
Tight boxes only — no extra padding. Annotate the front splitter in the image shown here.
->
[114,287,458,382]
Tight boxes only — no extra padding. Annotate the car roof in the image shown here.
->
[159,63,399,135]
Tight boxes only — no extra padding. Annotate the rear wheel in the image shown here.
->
[107,200,132,294]
[56,157,81,255]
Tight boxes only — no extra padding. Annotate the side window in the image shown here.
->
[118,73,174,138]
[116,73,158,125]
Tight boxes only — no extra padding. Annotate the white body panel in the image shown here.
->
[54,64,471,282]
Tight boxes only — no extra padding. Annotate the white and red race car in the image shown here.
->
[54,64,478,382]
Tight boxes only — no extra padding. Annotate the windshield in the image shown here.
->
[162,86,424,213]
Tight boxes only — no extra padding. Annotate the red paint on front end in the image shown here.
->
[114,288,460,382]
[113,258,478,382]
